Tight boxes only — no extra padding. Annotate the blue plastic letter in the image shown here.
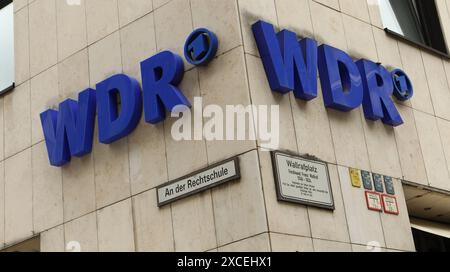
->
[140,51,191,124]
[391,69,414,102]
[40,88,97,167]
[356,59,403,127]
[96,74,143,144]
[318,44,363,111]
[252,20,318,100]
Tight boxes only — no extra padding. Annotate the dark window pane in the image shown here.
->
[379,0,448,55]
[387,0,425,44]
[412,228,450,252]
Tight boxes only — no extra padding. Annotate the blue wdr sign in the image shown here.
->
[40,21,413,167]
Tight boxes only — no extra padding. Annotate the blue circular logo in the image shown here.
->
[184,28,218,66]
[391,69,413,101]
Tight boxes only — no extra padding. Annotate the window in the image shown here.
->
[0,0,14,95]
[412,228,450,252]
[378,0,449,57]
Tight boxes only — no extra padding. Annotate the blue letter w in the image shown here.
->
[252,20,318,100]
[40,89,97,167]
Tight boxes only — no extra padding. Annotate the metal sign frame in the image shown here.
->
[271,151,335,211]
[156,157,241,207]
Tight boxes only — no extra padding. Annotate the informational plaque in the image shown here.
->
[349,168,362,188]
[365,191,383,212]
[373,173,384,193]
[384,176,395,195]
[271,152,334,210]
[361,170,373,191]
[156,158,240,207]
[382,195,399,215]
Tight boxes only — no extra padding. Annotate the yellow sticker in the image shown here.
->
[349,168,362,188]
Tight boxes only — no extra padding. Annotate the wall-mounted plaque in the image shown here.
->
[372,173,384,193]
[365,191,383,212]
[382,195,399,215]
[361,170,373,190]
[271,152,334,210]
[384,176,395,195]
[350,168,362,188]
[156,158,240,207]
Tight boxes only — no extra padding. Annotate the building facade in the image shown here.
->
[1,0,450,252]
